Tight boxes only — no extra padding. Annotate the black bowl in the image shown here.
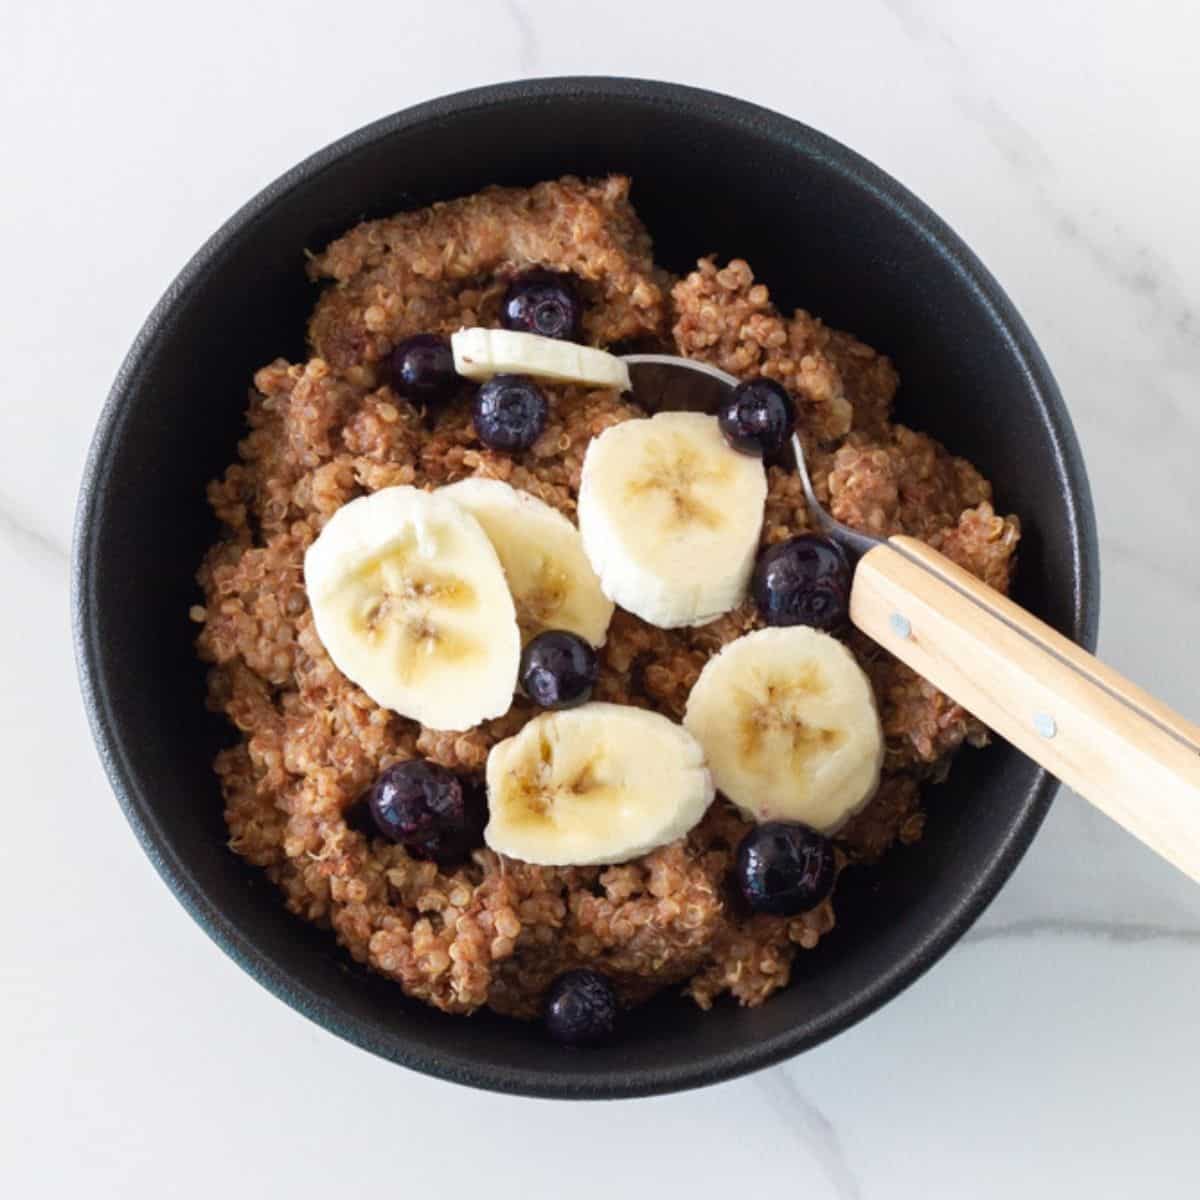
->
[73,78,1098,1099]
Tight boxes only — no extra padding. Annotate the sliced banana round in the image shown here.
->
[304,486,520,731]
[577,411,767,628]
[683,627,883,832]
[451,327,632,392]
[485,702,714,866]
[440,477,613,646]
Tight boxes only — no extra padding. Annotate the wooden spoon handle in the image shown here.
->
[850,535,1200,882]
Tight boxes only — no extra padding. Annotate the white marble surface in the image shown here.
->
[4,1,1199,1195]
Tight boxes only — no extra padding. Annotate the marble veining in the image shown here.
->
[0,501,68,565]
[758,1069,864,1200]
[965,916,1200,947]
[505,0,541,77]
[884,0,1200,373]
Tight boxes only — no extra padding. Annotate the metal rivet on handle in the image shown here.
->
[889,612,912,639]
[1033,712,1057,739]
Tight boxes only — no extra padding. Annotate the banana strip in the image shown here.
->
[451,327,632,391]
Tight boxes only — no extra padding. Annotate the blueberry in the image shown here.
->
[366,760,485,865]
[502,270,583,341]
[543,969,617,1045]
[520,630,599,709]
[472,374,548,451]
[752,534,851,631]
[718,378,795,456]
[735,821,836,916]
[389,334,458,404]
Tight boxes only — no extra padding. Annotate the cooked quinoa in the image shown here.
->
[195,176,1019,1018]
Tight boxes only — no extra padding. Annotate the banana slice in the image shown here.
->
[439,478,614,646]
[683,627,883,832]
[304,486,520,731]
[485,702,714,866]
[451,327,632,391]
[577,411,767,628]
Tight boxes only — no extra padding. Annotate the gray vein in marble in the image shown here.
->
[951,89,1054,176]
[880,0,1200,370]
[757,1070,862,1200]
[965,917,1200,947]
[0,502,68,565]
[877,0,947,47]
[504,0,539,75]
[1044,213,1200,370]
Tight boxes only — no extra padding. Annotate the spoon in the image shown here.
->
[622,354,1200,883]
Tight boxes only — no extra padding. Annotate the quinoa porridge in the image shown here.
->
[194,176,1019,1026]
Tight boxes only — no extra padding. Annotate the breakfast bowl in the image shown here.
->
[72,76,1098,1099]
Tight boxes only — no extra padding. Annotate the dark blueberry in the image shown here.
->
[735,821,836,916]
[472,374,548,451]
[718,378,795,456]
[501,270,583,341]
[366,760,485,865]
[543,969,617,1046]
[389,334,458,404]
[520,630,599,709]
[752,534,851,631]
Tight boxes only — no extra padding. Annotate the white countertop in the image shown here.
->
[4,1,1199,1195]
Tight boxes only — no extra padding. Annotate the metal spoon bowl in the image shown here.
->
[622,353,876,556]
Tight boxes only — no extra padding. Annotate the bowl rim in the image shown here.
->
[72,75,1100,1099]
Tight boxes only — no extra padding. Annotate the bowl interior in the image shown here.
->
[75,79,1096,1098]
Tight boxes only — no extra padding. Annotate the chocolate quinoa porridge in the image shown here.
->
[194,176,1019,1022]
